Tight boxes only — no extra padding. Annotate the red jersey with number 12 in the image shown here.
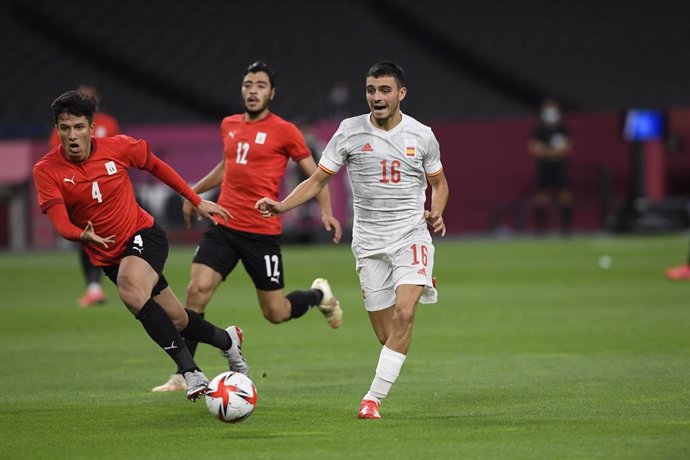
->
[217,113,311,235]
[33,135,156,266]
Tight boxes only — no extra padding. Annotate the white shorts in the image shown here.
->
[354,238,438,312]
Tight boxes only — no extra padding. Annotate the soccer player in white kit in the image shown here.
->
[256,61,449,419]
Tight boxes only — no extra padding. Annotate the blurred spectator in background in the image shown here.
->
[48,84,120,307]
[528,99,572,235]
[328,80,350,118]
[281,119,326,242]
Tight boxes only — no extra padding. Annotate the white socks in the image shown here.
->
[364,345,406,403]
[87,282,102,293]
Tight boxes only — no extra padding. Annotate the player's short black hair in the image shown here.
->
[244,61,276,88]
[366,61,405,88]
[51,90,98,124]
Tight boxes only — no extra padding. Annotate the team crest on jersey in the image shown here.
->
[255,132,267,144]
[405,139,417,157]
[105,161,117,175]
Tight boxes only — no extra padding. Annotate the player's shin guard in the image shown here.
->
[136,299,197,373]
[287,289,323,319]
[181,308,232,351]
[183,313,202,360]
[365,346,406,402]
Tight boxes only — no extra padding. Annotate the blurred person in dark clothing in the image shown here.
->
[528,99,572,235]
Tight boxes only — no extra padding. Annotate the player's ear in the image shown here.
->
[270,87,275,101]
[398,86,407,102]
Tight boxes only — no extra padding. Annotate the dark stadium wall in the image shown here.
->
[8,108,690,251]
[122,109,690,235]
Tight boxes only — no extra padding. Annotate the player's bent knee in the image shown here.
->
[393,308,415,327]
[168,312,188,330]
[262,308,289,324]
[186,280,214,307]
[117,285,148,311]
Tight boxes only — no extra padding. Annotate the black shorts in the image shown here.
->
[193,224,284,291]
[102,223,170,296]
[535,160,568,190]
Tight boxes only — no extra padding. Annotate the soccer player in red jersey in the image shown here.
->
[48,85,121,308]
[33,90,248,401]
[152,61,343,393]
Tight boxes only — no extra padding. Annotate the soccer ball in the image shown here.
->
[205,371,257,423]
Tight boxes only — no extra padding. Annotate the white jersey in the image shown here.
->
[319,113,443,255]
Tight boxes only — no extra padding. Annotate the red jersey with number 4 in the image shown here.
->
[217,113,311,235]
[33,135,156,266]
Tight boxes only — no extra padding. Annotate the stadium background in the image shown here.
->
[2,0,690,248]
[2,3,690,457]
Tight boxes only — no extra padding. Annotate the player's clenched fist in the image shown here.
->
[255,198,283,217]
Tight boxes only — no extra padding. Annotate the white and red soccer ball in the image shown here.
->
[205,371,257,423]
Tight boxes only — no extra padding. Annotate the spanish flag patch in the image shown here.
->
[405,138,417,157]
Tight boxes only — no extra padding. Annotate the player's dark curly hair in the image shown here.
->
[366,61,405,88]
[51,90,98,124]
[245,61,276,88]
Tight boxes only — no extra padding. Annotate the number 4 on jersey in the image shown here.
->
[92,181,103,203]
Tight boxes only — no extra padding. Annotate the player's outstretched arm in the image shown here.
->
[425,170,449,237]
[45,204,115,248]
[256,168,332,218]
[296,157,342,244]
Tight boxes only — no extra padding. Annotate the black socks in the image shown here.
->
[136,298,196,374]
[287,289,324,319]
[182,309,231,351]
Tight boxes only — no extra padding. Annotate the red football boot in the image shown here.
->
[357,399,381,419]
[665,264,690,281]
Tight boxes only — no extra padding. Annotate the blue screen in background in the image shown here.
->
[623,109,665,141]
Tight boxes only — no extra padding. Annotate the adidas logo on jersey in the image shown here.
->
[360,143,373,152]
[417,267,427,276]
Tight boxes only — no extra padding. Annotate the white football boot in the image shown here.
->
[151,374,187,392]
[222,326,249,376]
[311,278,342,329]
[183,370,209,401]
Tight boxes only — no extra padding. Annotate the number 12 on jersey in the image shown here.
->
[236,142,249,164]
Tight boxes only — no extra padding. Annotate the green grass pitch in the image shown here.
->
[1,234,689,459]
